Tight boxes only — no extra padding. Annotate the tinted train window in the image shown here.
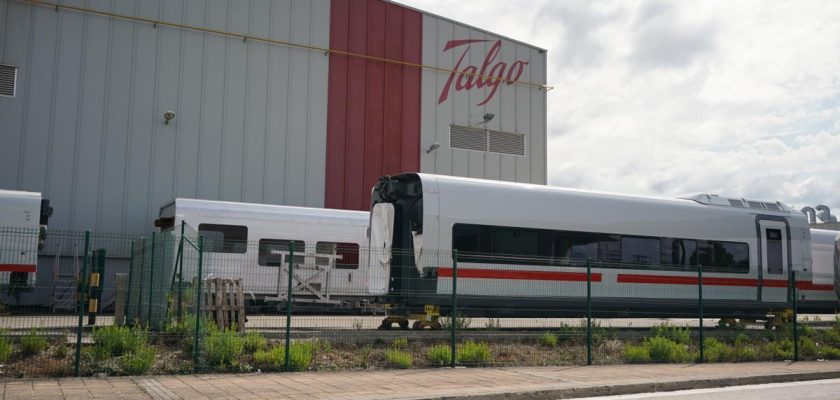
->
[692,240,714,267]
[258,239,305,266]
[711,242,750,273]
[555,232,595,259]
[493,227,540,258]
[661,238,696,269]
[316,242,360,269]
[621,236,660,266]
[198,224,248,253]
[452,224,492,262]
[598,235,622,263]
[766,229,784,274]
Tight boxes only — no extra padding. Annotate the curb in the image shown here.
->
[434,370,840,400]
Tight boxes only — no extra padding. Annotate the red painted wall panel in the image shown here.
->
[325,0,422,210]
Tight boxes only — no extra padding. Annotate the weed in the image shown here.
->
[92,325,148,359]
[457,341,491,365]
[440,313,472,330]
[765,339,794,360]
[20,329,49,356]
[651,324,691,345]
[702,337,731,362]
[623,344,651,363]
[800,337,819,358]
[385,349,412,369]
[822,347,840,360]
[539,332,558,348]
[359,344,373,368]
[644,336,693,363]
[119,344,156,375]
[0,332,11,363]
[484,318,502,330]
[53,341,68,359]
[204,328,243,368]
[393,338,408,349]
[352,319,364,330]
[253,343,313,372]
[243,332,267,353]
[427,344,451,366]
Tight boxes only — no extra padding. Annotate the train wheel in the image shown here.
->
[432,321,442,330]
[400,320,409,330]
[412,321,422,330]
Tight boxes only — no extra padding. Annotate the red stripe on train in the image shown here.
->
[0,264,36,273]
[437,267,602,282]
[617,274,834,291]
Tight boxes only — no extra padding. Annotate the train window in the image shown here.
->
[452,224,492,262]
[766,228,784,274]
[598,235,622,264]
[258,239,305,267]
[555,232,598,265]
[692,240,714,268]
[316,242,360,269]
[621,236,660,267]
[712,241,750,273]
[198,224,248,253]
[493,227,540,260]
[660,238,697,269]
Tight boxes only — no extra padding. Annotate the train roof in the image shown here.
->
[161,198,369,225]
[0,189,42,198]
[410,173,796,216]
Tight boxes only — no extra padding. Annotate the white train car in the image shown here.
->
[156,198,384,307]
[370,173,839,318]
[0,189,52,287]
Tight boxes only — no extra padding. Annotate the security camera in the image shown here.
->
[163,110,176,125]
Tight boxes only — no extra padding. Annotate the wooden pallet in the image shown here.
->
[201,278,246,332]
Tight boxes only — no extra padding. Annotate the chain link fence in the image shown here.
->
[0,227,838,377]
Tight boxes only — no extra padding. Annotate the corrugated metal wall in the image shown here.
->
[419,15,547,184]
[0,0,331,233]
[325,0,422,211]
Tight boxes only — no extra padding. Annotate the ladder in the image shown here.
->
[51,242,79,312]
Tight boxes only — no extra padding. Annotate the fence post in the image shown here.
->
[177,221,186,320]
[586,258,592,366]
[791,269,799,361]
[284,242,295,372]
[451,250,458,368]
[147,232,156,325]
[74,231,91,377]
[192,235,204,371]
[126,241,134,321]
[698,264,704,363]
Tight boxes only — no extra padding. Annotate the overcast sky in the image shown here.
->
[397,0,840,215]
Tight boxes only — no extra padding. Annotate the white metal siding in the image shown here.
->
[0,0,331,233]
[419,14,547,185]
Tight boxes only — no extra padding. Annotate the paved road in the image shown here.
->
[580,378,840,400]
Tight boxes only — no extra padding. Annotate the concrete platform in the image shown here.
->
[3,361,840,400]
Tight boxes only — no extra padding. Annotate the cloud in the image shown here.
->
[397,0,840,213]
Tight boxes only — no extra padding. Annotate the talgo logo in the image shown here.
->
[438,39,528,106]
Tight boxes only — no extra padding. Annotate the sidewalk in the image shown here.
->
[4,361,840,400]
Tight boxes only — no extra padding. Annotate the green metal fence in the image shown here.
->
[0,227,837,378]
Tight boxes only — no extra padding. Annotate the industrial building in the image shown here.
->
[0,0,548,235]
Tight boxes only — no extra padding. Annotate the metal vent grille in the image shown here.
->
[747,201,764,209]
[489,130,526,156]
[450,125,487,152]
[449,125,526,156]
[728,199,744,207]
[0,65,17,97]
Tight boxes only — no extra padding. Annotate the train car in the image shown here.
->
[0,189,52,287]
[370,173,839,318]
[155,198,384,308]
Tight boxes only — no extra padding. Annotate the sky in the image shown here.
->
[397,0,840,217]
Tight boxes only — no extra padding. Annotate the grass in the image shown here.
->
[393,338,408,349]
[427,344,451,366]
[20,329,49,356]
[385,349,412,369]
[92,325,149,360]
[204,328,243,368]
[253,343,314,372]
[623,336,692,363]
[243,332,267,353]
[0,331,11,363]
[457,341,491,364]
[623,344,651,363]
[539,332,558,348]
[119,344,156,375]
[651,324,691,345]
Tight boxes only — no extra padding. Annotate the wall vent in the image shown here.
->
[728,199,744,207]
[0,65,17,97]
[449,125,526,156]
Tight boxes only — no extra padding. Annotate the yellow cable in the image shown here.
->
[21,0,553,92]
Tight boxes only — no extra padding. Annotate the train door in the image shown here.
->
[757,218,789,303]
